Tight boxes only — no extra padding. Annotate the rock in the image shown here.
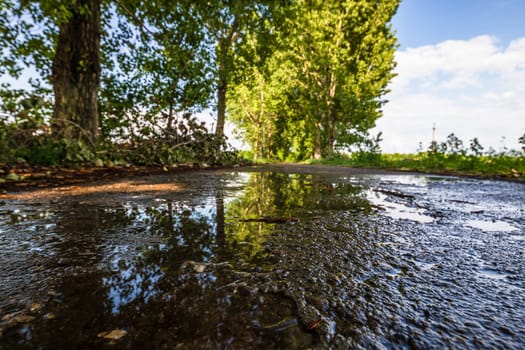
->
[194,264,206,273]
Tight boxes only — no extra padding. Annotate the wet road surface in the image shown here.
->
[0,166,524,349]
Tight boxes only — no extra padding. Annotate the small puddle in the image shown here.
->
[366,190,434,223]
[478,269,509,280]
[414,260,437,271]
[465,219,518,232]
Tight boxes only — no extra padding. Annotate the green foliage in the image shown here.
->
[1,0,247,167]
[3,0,521,176]
[0,86,52,163]
[519,133,525,153]
[101,0,214,138]
[306,133,525,179]
[96,112,240,167]
[228,0,399,160]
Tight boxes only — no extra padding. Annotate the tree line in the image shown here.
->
[0,0,400,165]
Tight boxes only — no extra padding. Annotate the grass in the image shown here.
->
[302,152,525,179]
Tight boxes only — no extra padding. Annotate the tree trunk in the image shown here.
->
[324,72,338,158]
[313,122,322,159]
[325,117,335,158]
[52,0,101,143]
[214,18,238,138]
[215,68,227,136]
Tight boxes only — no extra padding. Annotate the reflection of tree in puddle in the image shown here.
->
[1,171,372,348]
[102,172,373,316]
[95,196,309,348]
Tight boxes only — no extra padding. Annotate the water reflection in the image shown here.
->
[366,190,435,223]
[0,171,372,348]
[465,219,518,232]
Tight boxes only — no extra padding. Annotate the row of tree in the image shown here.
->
[425,133,525,157]
[1,0,400,163]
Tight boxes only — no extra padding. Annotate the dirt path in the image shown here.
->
[1,162,518,197]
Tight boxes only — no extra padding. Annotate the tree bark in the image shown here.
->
[215,69,227,136]
[52,0,101,143]
[313,122,322,159]
[214,17,238,138]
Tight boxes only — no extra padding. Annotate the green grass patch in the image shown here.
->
[304,152,525,179]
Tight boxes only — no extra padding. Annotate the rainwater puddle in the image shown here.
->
[414,260,437,271]
[478,268,509,280]
[1,168,524,349]
[465,219,519,232]
[366,190,435,223]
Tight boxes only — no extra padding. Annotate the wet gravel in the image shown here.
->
[0,167,524,349]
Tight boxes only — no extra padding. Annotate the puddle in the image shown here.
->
[414,260,437,271]
[367,190,435,223]
[1,170,524,349]
[465,219,519,232]
[478,269,509,280]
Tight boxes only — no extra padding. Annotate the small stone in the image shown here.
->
[194,264,206,273]
[43,312,56,320]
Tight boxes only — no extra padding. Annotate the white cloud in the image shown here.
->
[376,35,525,153]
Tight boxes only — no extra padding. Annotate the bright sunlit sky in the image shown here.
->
[374,0,525,153]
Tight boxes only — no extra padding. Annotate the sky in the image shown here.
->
[374,0,525,153]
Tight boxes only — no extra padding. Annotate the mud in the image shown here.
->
[0,165,524,349]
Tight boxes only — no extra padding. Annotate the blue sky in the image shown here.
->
[394,0,525,48]
[375,0,525,153]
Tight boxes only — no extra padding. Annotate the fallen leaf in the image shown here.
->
[98,329,127,340]
[306,318,322,332]
[12,315,35,323]
[5,173,20,181]
[30,303,43,312]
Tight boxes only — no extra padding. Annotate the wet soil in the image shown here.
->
[0,164,211,194]
[1,165,524,349]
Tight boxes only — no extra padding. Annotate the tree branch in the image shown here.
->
[114,0,155,36]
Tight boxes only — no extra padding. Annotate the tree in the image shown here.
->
[286,0,399,158]
[446,133,465,154]
[194,0,274,137]
[227,12,284,160]
[52,0,102,143]
[101,0,213,139]
[469,137,484,156]
[1,0,102,143]
[227,0,399,160]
